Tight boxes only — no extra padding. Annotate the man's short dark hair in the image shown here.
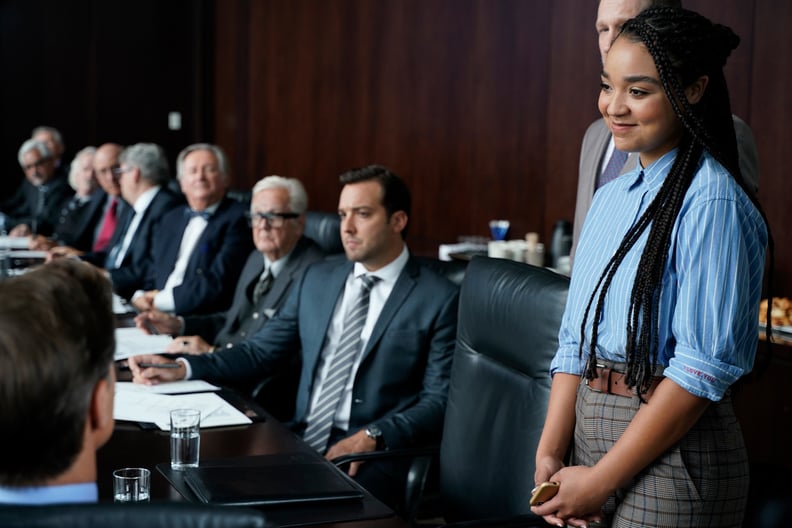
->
[0,260,115,487]
[339,165,411,237]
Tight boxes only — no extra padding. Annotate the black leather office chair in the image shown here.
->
[334,256,568,526]
[413,255,468,286]
[437,256,568,525]
[0,502,268,528]
[304,211,344,255]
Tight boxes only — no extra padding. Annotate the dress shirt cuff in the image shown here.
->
[131,290,144,302]
[178,316,186,335]
[154,289,175,313]
[177,357,193,380]
[664,347,744,401]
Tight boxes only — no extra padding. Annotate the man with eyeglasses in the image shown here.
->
[136,175,323,359]
[131,143,252,315]
[63,143,183,299]
[47,143,130,258]
[1,140,72,237]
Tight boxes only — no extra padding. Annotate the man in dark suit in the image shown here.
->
[0,260,115,504]
[135,175,324,353]
[29,146,103,252]
[85,143,182,299]
[131,143,252,315]
[2,140,72,237]
[571,0,760,261]
[47,143,127,258]
[130,166,459,512]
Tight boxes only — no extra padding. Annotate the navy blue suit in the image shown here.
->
[84,187,183,299]
[146,197,253,315]
[188,254,459,450]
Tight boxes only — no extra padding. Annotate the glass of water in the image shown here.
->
[113,467,150,502]
[170,409,201,470]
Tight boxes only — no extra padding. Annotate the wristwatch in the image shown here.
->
[365,424,385,450]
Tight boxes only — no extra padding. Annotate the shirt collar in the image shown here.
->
[628,148,679,190]
[132,186,161,214]
[0,482,98,505]
[262,245,296,279]
[353,243,409,285]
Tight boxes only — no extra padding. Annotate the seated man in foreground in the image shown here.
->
[0,260,115,504]
[130,165,459,513]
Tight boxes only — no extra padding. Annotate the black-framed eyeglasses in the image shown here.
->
[245,211,300,228]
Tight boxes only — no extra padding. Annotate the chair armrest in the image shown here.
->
[330,446,438,466]
[332,446,440,523]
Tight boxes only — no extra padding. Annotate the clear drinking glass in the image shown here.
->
[113,467,150,502]
[170,409,201,470]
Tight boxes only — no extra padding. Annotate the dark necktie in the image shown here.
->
[252,269,273,304]
[597,148,629,189]
[32,186,48,234]
[303,274,380,452]
[93,197,118,251]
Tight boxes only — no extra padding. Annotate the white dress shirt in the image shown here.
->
[111,186,161,269]
[308,244,409,431]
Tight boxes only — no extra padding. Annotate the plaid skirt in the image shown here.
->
[572,382,749,527]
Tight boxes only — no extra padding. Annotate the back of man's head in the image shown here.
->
[0,260,115,487]
[120,143,171,186]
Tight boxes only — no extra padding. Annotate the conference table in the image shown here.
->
[101,367,409,528]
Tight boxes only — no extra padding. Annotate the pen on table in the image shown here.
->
[137,362,181,369]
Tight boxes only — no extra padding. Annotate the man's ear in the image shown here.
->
[389,210,408,235]
[89,372,115,449]
[685,75,709,105]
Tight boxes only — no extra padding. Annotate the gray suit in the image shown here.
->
[571,115,760,260]
[182,236,325,348]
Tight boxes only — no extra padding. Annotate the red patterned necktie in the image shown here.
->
[93,197,118,252]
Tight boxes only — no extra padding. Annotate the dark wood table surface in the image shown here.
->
[99,377,408,528]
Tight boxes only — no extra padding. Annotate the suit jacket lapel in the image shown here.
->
[360,258,417,361]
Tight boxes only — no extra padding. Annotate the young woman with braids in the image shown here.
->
[532,7,771,527]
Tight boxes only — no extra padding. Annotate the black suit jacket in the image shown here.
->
[85,187,183,299]
[2,177,73,236]
[146,197,253,315]
[51,189,106,251]
[183,236,325,347]
[188,255,459,449]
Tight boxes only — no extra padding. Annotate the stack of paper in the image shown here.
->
[114,383,252,430]
[115,327,173,360]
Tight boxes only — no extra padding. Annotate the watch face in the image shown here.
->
[366,425,382,437]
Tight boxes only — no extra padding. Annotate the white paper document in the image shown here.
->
[5,250,47,259]
[116,380,221,395]
[113,293,135,315]
[0,236,31,249]
[115,327,173,360]
[113,390,252,430]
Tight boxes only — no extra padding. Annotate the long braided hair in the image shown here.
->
[579,7,774,395]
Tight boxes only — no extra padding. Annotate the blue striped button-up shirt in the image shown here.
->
[552,149,767,401]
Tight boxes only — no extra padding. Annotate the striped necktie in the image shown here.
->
[597,148,629,189]
[303,274,380,452]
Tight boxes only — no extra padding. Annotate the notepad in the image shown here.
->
[183,459,363,506]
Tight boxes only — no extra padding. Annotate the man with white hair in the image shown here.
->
[2,139,72,237]
[137,175,324,353]
[132,143,252,315]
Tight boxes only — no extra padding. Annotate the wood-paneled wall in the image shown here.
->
[214,0,792,294]
[0,0,789,291]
